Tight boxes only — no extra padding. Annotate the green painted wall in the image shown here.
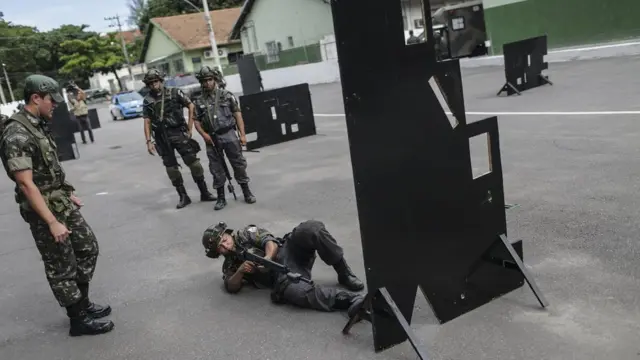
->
[484,0,640,54]
[183,42,244,73]
[240,0,334,53]
[144,26,182,63]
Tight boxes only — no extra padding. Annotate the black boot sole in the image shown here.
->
[176,198,192,209]
[69,322,115,337]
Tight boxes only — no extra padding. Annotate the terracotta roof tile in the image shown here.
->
[102,29,143,44]
[151,7,242,50]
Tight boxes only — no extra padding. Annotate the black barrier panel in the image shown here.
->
[239,83,316,150]
[497,35,553,96]
[70,108,101,133]
[50,104,78,161]
[331,0,547,357]
[237,54,263,95]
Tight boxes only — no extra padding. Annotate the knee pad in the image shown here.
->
[165,166,183,186]
[186,158,205,178]
[297,220,324,233]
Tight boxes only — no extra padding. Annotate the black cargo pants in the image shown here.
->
[270,220,347,311]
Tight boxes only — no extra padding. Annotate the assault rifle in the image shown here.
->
[201,87,237,200]
[148,88,173,156]
[233,245,313,284]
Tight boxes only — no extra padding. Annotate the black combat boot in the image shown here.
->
[66,299,115,337]
[333,258,365,291]
[195,177,216,202]
[333,291,366,318]
[78,283,111,319]
[240,183,256,204]
[214,187,226,210]
[176,185,192,209]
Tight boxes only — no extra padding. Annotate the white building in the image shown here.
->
[87,63,148,94]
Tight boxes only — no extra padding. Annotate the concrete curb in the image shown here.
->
[460,40,640,68]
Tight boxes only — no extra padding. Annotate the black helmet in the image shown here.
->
[202,221,233,259]
[143,69,164,85]
[195,66,226,88]
[195,66,216,81]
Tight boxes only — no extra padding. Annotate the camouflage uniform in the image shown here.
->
[202,220,365,313]
[0,74,113,336]
[141,69,216,209]
[192,66,256,210]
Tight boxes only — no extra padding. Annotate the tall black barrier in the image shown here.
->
[50,104,79,161]
[330,0,548,358]
[497,35,553,96]
[237,54,263,95]
[239,83,316,151]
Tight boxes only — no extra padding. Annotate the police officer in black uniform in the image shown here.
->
[141,69,216,209]
[191,66,256,210]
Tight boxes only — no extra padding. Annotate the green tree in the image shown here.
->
[0,20,98,101]
[0,19,41,102]
[59,34,127,91]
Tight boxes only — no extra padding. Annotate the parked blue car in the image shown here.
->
[109,91,144,120]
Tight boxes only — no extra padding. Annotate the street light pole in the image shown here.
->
[0,77,6,105]
[1,63,15,102]
[105,14,134,90]
[182,0,224,76]
[201,1,224,76]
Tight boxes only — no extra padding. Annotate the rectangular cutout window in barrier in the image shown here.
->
[330,0,548,358]
[497,35,553,96]
[238,83,316,150]
[469,133,491,179]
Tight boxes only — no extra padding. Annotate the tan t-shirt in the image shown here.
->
[69,97,88,117]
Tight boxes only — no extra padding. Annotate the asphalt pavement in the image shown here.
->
[2,55,640,360]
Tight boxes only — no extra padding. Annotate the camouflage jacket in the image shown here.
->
[221,225,283,291]
[191,88,240,134]
[0,110,76,219]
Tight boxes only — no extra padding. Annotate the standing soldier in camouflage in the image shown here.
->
[201,220,365,314]
[191,66,256,211]
[0,75,114,336]
[141,69,216,209]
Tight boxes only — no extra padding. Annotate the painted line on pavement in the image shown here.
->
[315,111,640,117]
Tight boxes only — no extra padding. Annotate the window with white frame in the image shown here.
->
[265,41,280,63]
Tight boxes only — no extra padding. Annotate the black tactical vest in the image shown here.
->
[195,89,236,134]
[145,87,186,128]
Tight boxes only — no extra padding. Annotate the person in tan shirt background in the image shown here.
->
[66,83,94,144]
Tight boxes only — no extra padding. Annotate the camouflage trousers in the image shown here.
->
[27,209,99,307]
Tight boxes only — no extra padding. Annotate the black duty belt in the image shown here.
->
[214,125,235,135]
